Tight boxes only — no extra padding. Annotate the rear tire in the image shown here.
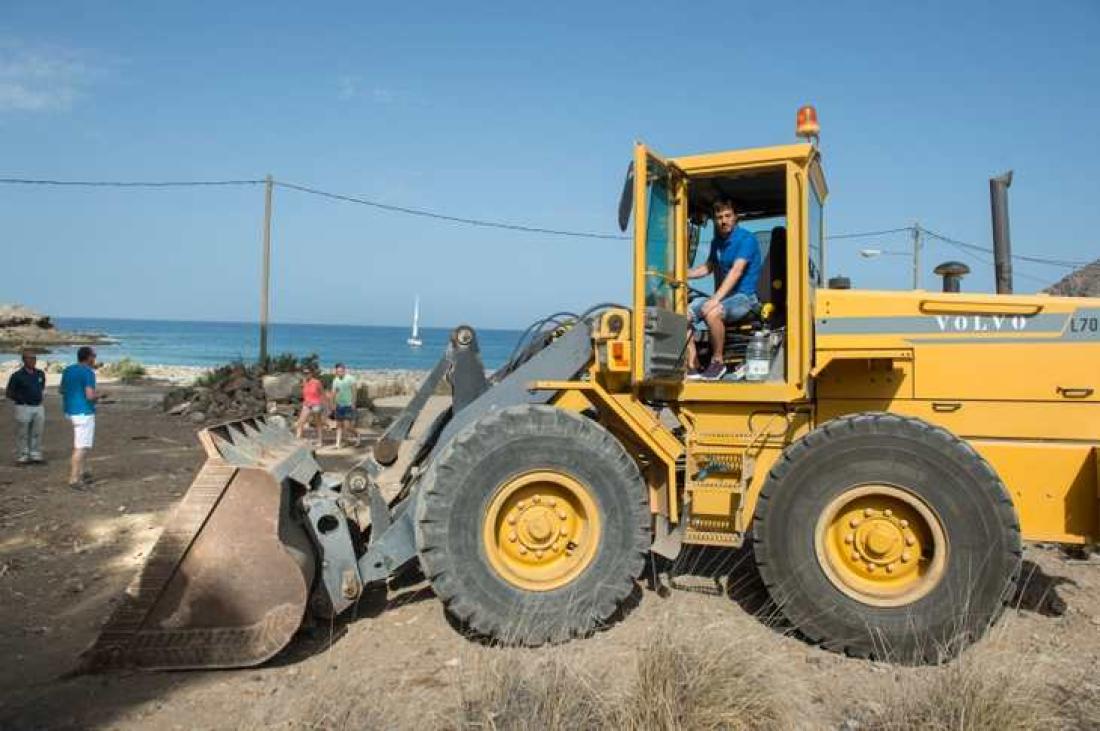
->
[415,405,650,644]
[753,412,1020,663]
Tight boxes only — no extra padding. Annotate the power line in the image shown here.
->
[830,222,1088,269]
[0,175,1092,262]
[0,178,265,187]
[275,180,629,241]
[826,227,913,240]
[920,226,1087,268]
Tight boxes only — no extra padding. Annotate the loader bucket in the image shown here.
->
[82,416,319,671]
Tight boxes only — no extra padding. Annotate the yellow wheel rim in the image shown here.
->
[482,470,601,592]
[814,484,948,607]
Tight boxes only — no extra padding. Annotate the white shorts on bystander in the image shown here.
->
[69,414,96,449]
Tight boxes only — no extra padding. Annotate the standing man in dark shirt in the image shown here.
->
[5,349,47,464]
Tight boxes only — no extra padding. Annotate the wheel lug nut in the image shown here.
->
[866,563,876,572]
[885,563,895,573]
[844,533,854,544]
[517,501,526,509]
[560,527,568,536]
[508,516,517,525]
[899,520,909,528]
[850,551,860,561]
[884,509,893,517]
[849,518,860,528]
[508,532,517,542]
[905,536,915,546]
[864,508,873,517]
[901,551,911,562]
[533,495,541,504]
[558,511,567,520]
[547,499,556,507]
[519,547,527,555]
[536,550,544,559]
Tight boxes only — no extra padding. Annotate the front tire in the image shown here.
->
[415,405,650,644]
[753,412,1020,663]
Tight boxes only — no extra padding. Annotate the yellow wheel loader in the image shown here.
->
[85,110,1100,670]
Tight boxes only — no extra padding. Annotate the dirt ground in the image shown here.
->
[1,383,1098,730]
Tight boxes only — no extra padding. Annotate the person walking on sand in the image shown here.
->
[329,363,359,449]
[5,348,47,465]
[295,367,326,447]
[60,346,100,489]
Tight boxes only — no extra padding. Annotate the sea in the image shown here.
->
[6,317,526,371]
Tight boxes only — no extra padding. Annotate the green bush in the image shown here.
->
[258,352,319,375]
[101,357,147,383]
[192,353,323,390]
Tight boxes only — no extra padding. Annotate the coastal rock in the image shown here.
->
[188,411,207,424]
[0,303,110,352]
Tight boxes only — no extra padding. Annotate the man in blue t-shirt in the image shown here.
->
[685,198,763,380]
[60,346,100,489]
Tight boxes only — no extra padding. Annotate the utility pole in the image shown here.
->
[259,174,273,364]
[911,222,922,290]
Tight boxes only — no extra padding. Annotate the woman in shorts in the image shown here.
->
[295,368,326,447]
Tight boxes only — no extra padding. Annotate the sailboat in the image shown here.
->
[406,295,423,347]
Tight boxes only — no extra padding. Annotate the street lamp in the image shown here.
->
[859,248,909,258]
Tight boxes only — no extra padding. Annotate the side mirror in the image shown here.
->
[617,161,634,232]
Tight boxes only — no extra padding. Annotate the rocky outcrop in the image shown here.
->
[0,304,109,351]
[1045,259,1100,298]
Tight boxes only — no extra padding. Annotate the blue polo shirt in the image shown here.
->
[708,225,762,297]
[61,363,96,416]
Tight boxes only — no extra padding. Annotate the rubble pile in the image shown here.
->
[163,369,269,424]
[161,369,415,426]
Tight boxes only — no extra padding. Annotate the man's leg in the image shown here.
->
[29,406,44,461]
[686,299,705,373]
[70,448,85,484]
[705,305,726,359]
[14,406,32,463]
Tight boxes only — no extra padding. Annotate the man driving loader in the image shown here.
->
[685,198,763,380]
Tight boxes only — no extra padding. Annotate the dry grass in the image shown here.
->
[455,650,611,730]
[856,639,1068,731]
[450,626,799,731]
[618,628,795,731]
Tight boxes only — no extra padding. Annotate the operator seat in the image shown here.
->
[717,226,786,361]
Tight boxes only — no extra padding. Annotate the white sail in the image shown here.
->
[407,295,423,347]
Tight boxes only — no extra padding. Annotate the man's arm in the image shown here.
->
[713,259,748,301]
[5,373,16,401]
[83,369,98,403]
[687,260,713,279]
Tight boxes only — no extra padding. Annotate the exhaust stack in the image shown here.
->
[989,171,1013,294]
[934,261,970,293]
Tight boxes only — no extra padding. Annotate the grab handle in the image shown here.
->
[1056,386,1094,399]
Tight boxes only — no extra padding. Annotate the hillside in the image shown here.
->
[1044,258,1100,297]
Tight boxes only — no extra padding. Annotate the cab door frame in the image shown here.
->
[634,143,818,403]
[631,142,689,384]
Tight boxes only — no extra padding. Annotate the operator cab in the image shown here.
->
[686,169,788,379]
[624,115,826,401]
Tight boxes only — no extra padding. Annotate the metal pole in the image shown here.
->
[911,222,922,290]
[259,174,273,364]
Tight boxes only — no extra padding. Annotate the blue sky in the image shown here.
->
[1,1,1097,328]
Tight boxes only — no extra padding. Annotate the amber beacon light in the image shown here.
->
[796,104,820,141]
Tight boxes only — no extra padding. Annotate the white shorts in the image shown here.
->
[69,414,96,449]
